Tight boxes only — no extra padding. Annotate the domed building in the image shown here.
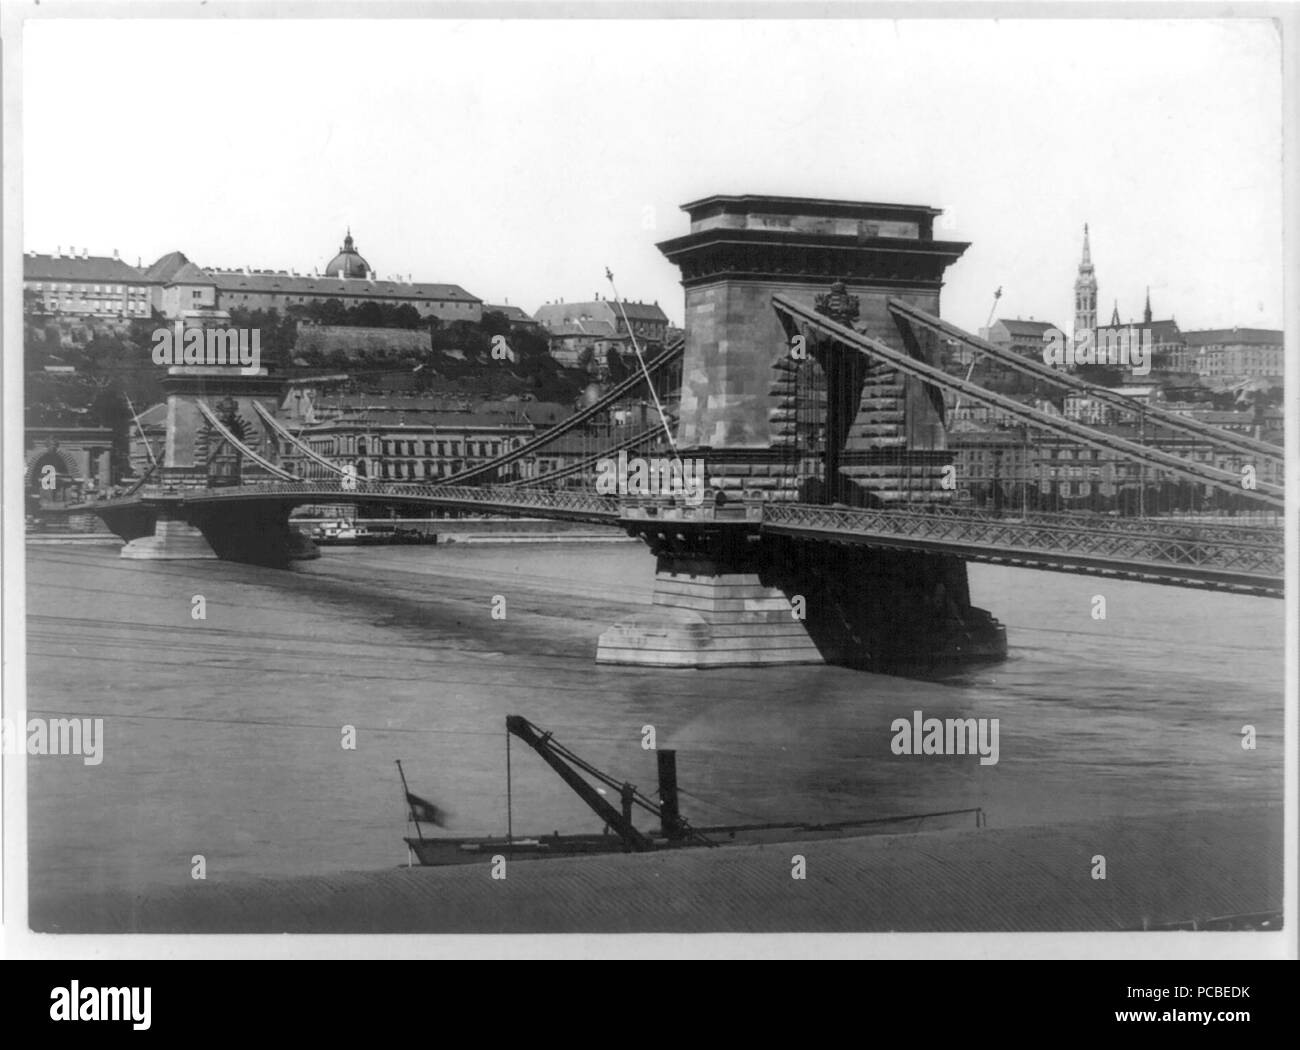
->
[140,226,483,324]
[324,228,371,279]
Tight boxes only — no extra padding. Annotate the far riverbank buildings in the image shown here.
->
[971,226,1284,383]
[25,230,482,325]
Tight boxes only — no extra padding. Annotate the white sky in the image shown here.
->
[22,16,1284,332]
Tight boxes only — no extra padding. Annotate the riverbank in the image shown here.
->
[25,533,119,545]
[27,517,635,549]
[29,806,1282,933]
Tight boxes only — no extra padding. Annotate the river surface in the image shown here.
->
[25,539,1284,902]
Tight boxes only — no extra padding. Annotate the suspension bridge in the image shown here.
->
[43,194,1284,670]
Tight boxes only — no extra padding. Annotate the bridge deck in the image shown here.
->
[48,480,1283,597]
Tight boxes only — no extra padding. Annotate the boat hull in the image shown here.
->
[403,809,984,867]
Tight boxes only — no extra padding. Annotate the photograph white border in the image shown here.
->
[2,0,1295,962]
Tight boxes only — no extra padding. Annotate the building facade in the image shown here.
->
[951,423,1282,511]
[534,297,670,350]
[283,408,534,482]
[483,304,543,334]
[28,233,484,326]
[23,250,152,319]
[1092,290,1184,374]
[272,393,575,483]
[1182,328,1284,381]
[537,319,626,369]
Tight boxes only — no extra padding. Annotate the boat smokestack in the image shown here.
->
[657,750,683,840]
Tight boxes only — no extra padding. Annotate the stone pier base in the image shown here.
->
[120,518,218,560]
[598,537,1007,672]
[597,559,823,668]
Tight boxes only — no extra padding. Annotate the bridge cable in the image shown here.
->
[251,400,349,479]
[605,267,679,457]
[508,421,674,488]
[888,298,1281,463]
[428,339,683,487]
[775,296,1282,508]
[195,399,298,481]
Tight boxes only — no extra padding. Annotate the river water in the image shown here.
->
[25,539,1284,903]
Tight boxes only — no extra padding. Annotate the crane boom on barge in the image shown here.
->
[400,715,983,867]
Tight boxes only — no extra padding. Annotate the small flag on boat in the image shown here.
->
[406,792,446,826]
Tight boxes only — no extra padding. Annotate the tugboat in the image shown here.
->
[398,715,985,866]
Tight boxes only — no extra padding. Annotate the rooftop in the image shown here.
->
[25,252,145,284]
[679,194,943,220]
[310,409,537,430]
[483,304,537,323]
[1095,318,1182,340]
[992,318,1060,337]
[141,251,191,285]
[534,300,668,326]
[205,270,480,302]
[1183,328,1284,347]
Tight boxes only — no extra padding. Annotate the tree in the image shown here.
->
[354,300,384,328]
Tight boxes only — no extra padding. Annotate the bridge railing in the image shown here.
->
[761,502,1284,581]
[56,479,1282,587]
[162,478,624,519]
[862,502,1284,545]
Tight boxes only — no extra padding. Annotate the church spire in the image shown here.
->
[1073,223,1098,334]
[1143,286,1152,324]
[1110,300,1120,326]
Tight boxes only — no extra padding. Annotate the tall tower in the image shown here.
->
[1143,286,1152,324]
[1073,223,1098,334]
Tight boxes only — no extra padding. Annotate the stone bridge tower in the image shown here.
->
[597,195,1005,671]
[655,194,970,506]
[159,366,285,488]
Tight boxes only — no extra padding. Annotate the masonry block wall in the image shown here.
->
[658,195,969,507]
